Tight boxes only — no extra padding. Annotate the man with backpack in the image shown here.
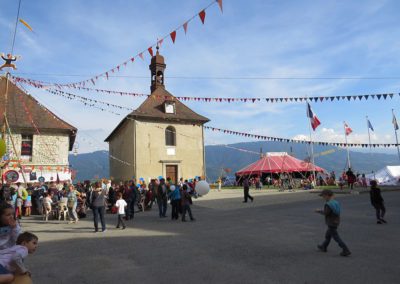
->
[156,178,168,218]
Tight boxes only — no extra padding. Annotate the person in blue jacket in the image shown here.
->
[315,189,351,257]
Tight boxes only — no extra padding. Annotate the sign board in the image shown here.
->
[4,170,19,183]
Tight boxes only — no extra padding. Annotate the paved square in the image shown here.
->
[21,190,400,284]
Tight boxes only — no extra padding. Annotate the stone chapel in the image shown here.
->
[105,50,209,183]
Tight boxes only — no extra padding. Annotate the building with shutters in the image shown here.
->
[105,49,209,183]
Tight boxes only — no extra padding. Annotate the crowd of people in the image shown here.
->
[235,168,371,191]
[0,176,201,230]
[0,173,392,281]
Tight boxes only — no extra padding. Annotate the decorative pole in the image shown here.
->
[344,122,351,169]
[392,109,400,163]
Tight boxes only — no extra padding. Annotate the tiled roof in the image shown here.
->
[0,76,77,150]
[105,87,209,142]
[130,87,209,123]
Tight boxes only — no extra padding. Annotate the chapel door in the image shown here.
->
[166,165,178,185]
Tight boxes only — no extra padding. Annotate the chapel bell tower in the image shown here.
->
[149,46,166,93]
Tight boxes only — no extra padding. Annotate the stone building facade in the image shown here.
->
[105,50,209,183]
[0,76,77,183]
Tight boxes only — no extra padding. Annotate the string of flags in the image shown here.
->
[22,0,223,88]
[204,126,399,148]
[10,78,400,149]
[44,89,123,116]
[12,75,400,104]
[46,89,133,111]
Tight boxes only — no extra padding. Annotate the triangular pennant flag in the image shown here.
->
[199,10,206,24]
[358,95,363,100]
[170,30,177,43]
[319,97,324,102]
[377,94,382,100]
[389,93,393,98]
[364,95,369,100]
[346,96,351,101]
[183,22,189,34]
[131,57,135,62]
[383,94,388,99]
[371,95,375,99]
[139,53,144,60]
[330,97,335,101]
[148,47,154,57]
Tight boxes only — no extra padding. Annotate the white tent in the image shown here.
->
[366,166,400,185]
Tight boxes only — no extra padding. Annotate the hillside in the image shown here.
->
[69,142,399,181]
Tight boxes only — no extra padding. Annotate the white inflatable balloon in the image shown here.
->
[170,185,176,191]
[195,180,210,196]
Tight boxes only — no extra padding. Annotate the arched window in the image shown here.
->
[165,126,176,146]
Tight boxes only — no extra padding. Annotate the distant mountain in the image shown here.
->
[69,151,109,181]
[69,142,399,181]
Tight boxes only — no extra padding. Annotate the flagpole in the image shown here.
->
[307,103,316,187]
[344,122,351,169]
[366,116,372,157]
[392,109,400,163]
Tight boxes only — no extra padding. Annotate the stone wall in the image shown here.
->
[4,133,70,166]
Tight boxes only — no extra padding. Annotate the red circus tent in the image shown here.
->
[236,152,325,176]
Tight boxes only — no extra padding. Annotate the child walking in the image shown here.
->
[115,192,127,230]
[369,180,387,224]
[315,189,351,257]
[0,232,38,283]
[24,191,32,217]
[42,193,53,221]
[181,184,195,222]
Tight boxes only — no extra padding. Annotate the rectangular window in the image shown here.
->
[21,134,33,157]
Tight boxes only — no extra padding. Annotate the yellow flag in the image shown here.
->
[19,18,33,32]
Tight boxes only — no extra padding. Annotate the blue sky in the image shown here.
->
[1,0,400,154]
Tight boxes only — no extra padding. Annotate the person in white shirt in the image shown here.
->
[0,232,38,283]
[115,192,127,230]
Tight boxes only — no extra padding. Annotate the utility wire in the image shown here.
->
[12,72,400,80]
